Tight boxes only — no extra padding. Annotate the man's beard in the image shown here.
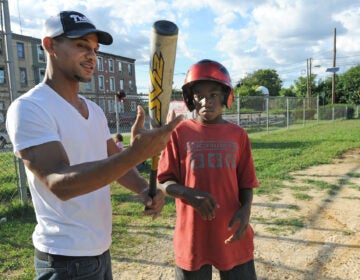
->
[74,74,91,83]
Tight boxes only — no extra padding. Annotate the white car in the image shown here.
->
[0,132,10,148]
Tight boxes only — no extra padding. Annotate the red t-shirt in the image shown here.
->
[157,119,259,271]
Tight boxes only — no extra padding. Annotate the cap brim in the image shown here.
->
[64,28,113,45]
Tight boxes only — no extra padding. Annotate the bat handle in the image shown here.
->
[145,155,159,210]
[148,169,158,198]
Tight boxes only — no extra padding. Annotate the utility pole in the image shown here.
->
[306,58,312,99]
[331,28,336,104]
[1,0,19,101]
[1,0,28,203]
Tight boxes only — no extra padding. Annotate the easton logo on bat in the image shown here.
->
[149,52,164,125]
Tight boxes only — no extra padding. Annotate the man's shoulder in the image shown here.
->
[14,83,49,103]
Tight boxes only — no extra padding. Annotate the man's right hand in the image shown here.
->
[130,106,183,163]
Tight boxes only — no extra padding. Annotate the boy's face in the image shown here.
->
[192,81,225,124]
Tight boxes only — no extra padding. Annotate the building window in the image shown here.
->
[118,61,122,74]
[129,80,133,90]
[0,68,5,84]
[17,42,25,58]
[98,97,105,111]
[20,68,27,85]
[128,64,132,75]
[108,99,114,112]
[86,79,92,91]
[117,101,125,113]
[39,69,45,82]
[98,76,104,91]
[37,45,45,62]
[109,77,115,91]
[119,79,124,91]
[108,59,114,72]
[97,57,103,71]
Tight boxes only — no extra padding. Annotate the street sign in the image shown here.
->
[326,67,339,73]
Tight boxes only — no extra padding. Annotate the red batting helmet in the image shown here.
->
[182,59,234,111]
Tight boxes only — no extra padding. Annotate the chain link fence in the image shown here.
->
[1,95,359,212]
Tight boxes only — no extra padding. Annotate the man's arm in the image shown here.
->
[107,137,165,219]
[18,106,183,201]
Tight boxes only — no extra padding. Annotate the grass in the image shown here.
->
[0,119,360,279]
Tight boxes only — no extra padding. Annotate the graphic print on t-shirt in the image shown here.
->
[187,140,237,170]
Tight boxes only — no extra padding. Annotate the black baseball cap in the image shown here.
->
[43,11,113,45]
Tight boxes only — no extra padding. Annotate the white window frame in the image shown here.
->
[98,75,105,91]
[20,68,27,85]
[118,61,122,74]
[0,68,6,84]
[109,77,115,92]
[39,68,45,82]
[127,64,132,75]
[108,59,114,72]
[17,42,25,59]
[37,44,45,62]
[97,56,104,71]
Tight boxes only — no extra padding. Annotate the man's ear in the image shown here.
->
[42,37,55,54]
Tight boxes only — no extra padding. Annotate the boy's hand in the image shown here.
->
[224,207,250,244]
[183,188,219,221]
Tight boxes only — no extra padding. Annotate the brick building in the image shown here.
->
[0,32,140,131]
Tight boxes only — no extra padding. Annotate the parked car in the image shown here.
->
[0,132,11,149]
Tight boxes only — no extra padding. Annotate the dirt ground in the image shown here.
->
[112,149,360,280]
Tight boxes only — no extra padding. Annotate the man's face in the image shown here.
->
[51,33,99,83]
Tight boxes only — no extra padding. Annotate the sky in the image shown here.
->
[7,0,360,93]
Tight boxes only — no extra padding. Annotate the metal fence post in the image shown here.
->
[303,98,306,126]
[237,96,240,125]
[18,160,28,203]
[266,96,269,134]
[114,95,120,134]
[286,97,289,129]
[317,95,319,123]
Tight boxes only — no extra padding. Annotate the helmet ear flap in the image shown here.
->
[182,85,196,111]
[224,87,234,109]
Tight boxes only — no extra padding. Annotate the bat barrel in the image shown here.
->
[146,20,178,210]
[153,20,179,36]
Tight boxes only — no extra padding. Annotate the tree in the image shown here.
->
[236,69,282,96]
[279,86,296,97]
[293,76,307,97]
[336,65,360,105]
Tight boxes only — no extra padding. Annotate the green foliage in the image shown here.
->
[293,76,308,97]
[336,65,360,105]
[250,119,360,185]
[0,203,35,279]
[235,64,360,105]
[236,69,282,96]
[279,87,296,97]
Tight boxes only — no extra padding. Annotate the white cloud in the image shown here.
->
[7,0,360,91]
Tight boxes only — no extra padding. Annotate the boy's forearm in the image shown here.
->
[239,188,253,213]
[158,180,187,199]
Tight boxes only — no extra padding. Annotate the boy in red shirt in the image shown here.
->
[157,59,259,279]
